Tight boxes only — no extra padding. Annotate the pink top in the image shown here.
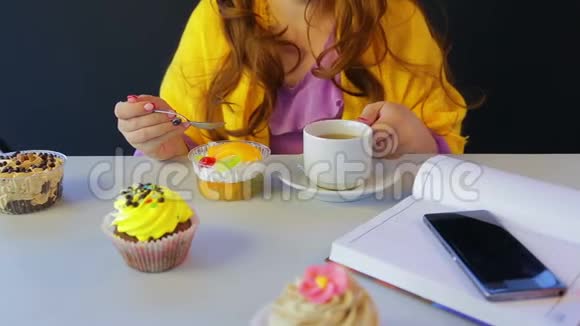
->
[269,37,343,154]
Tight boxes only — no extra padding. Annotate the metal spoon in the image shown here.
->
[153,109,225,130]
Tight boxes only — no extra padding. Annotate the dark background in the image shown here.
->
[1,0,579,155]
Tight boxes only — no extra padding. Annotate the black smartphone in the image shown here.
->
[424,210,567,301]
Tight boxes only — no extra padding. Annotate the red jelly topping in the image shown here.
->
[199,156,217,167]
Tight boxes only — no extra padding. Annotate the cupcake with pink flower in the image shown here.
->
[253,263,379,326]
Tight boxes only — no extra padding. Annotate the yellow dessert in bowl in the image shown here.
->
[188,141,271,201]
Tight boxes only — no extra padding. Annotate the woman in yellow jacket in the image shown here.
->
[114,0,467,160]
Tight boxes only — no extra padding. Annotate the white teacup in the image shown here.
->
[303,120,373,190]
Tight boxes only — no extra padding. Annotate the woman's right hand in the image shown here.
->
[115,95,190,160]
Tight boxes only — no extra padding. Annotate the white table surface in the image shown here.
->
[1,154,579,326]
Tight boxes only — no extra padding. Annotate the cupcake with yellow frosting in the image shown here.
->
[252,263,379,326]
[189,141,270,201]
[102,183,198,273]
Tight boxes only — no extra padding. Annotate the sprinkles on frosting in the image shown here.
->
[119,183,166,209]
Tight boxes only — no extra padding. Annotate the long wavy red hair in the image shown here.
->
[205,0,464,138]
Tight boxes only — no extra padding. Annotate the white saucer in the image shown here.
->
[277,156,401,203]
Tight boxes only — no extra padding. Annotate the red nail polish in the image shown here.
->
[357,117,372,125]
[127,95,138,103]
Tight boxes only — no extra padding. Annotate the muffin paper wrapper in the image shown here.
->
[102,213,199,273]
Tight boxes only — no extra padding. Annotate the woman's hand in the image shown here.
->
[115,95,190,160]
[357,101,438,158]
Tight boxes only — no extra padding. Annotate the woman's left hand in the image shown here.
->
[357,101,438,158]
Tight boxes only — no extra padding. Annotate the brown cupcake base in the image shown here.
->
[0,180,63,215]
[197,175,264,201]
[114,219,193,243]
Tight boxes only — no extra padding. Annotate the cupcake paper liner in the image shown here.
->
[102,213,199,273]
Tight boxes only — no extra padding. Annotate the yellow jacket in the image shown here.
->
[161,0,467,153]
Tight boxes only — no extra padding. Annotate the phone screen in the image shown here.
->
[425,212,563,292]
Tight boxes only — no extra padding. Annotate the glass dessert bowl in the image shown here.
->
[188,141,271,201]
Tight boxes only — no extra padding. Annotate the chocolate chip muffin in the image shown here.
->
[0,150,66,214]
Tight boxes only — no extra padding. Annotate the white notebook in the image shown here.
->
[330,155,580,326]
